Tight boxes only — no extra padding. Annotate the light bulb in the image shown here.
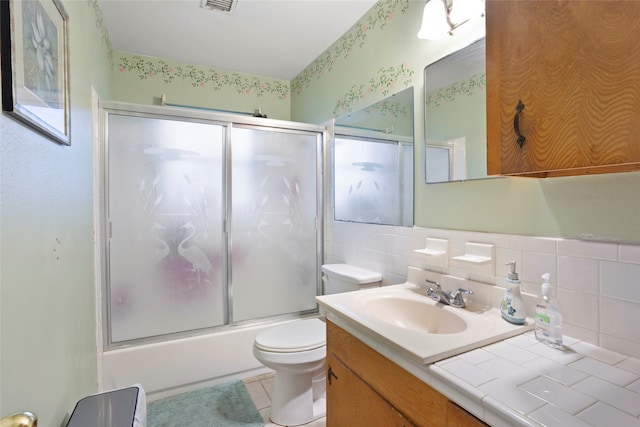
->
[417,0,451,40]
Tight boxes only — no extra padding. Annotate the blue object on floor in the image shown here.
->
[147,380,264,427]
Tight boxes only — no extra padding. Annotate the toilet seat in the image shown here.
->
[254,318,326,353]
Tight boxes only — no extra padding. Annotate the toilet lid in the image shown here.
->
[255,318,326,353]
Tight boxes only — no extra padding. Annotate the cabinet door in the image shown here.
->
[486,0,640,177]
[326,353,415,427]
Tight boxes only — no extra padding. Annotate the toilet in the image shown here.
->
[253,264,381,426]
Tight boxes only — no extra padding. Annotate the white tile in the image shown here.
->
[483,341,539,364]
[617,357,640,375]
[457,348,496,365]
[620,244,640,264]
[522,358,589,387]
[576,402,640,427]
[627,379,640,394]
[600,260,640,303]
[557,256,599,294]
[573,376,640,416]
[569,357,639,386]
[519,376,596,415]
[599,297,640,344]
[556,288,598,331]
[529,404,592,427]
[437,358,497,387]
[557,239,618,261]
[510,236,559,254]
[522,251,557,285]
[479,378,547,415]
[527,342,585,365]
[563,324,599,346]
[571,340,628,364]
[599,333,640,361]
[476,358,538,385]
[505,333,539,349]
[483,396,541,427]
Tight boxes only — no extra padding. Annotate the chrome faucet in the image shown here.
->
[425,279,473,308]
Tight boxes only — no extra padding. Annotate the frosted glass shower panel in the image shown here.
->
[334,137,401,225]
[231,127,319,321]
[107,114,226,342]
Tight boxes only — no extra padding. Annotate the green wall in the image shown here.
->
[0,0,113,423]
[290,0,640,243]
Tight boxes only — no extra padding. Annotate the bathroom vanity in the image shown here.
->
[326,320,485,426]
[317,267,640,427]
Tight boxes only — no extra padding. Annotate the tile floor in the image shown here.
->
[244,372,326,427]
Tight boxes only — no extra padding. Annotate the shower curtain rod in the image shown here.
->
[160,94,267,118]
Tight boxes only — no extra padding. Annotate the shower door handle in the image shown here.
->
[328,366,338,385]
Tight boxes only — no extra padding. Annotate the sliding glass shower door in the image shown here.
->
[230,126,320,321]
[102,104,322,346]
[107,114,227,343]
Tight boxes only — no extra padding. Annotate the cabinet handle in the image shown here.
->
[328,366,338,385]
[513,99,526,148]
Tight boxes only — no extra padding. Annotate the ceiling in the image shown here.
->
[98,0,379,81]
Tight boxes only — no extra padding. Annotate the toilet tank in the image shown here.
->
[321,264,381,295]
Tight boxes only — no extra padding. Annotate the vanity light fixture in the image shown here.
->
[417,0,484,40]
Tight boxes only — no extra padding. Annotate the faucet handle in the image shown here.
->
[450,288,473,307]
[425,278,441,289]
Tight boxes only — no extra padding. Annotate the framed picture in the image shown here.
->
[1,0,70,145]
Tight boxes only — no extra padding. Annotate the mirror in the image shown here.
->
[333,87,414,226]
[424,38,488,183]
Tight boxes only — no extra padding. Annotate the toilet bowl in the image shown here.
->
[253,318,327,426]
[253,264,381,426]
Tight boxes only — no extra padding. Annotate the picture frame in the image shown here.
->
[1,0,70,145]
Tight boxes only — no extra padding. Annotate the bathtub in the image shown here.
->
[101,319,304,402]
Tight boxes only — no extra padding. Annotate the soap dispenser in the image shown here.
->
[500,261,526,325]
[535,273,563,348]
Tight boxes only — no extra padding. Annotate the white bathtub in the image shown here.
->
[101,320,304,402]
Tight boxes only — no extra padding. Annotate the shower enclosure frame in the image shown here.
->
[97,100,325,350]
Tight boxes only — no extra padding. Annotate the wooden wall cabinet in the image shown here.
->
[326,320,487,427]
[486,0,640,177]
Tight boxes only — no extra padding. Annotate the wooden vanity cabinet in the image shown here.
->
[486,0,640,177]
[326,320,487,427]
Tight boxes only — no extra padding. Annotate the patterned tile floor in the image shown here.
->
[244,372,326,427]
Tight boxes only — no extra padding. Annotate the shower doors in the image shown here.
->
[100,102,323,346]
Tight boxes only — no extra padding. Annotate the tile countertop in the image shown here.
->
[323,311,640,427]
[431,332,640,427]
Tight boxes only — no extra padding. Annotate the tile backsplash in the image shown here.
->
[324,221,640,359]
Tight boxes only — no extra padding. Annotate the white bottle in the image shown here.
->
[535,273,563,348]
[500,261,526,325]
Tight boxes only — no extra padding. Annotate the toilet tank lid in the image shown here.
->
[321,264,381,284]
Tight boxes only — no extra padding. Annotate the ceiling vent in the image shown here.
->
[200,0,237,14]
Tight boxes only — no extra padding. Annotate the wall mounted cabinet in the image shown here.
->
[486,0,640,177]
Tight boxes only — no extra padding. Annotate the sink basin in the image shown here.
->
[317,277,533,365]
[361,296,467,334]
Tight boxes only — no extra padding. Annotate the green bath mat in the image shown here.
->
[148,380,264,427]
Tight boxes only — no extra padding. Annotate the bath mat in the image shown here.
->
[147,380,264,427]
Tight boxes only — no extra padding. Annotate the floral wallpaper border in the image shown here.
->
[292,0,409,95]
[364,99,410,119]
[88,0,113,60]
[426,73,486,107]
[117,53,290,100]
[333,64,414,118]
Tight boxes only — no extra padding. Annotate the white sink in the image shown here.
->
[360,294,467,334]
[317,282,532,365]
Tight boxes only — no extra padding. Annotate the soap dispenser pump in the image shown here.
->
[500,261,526,325]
